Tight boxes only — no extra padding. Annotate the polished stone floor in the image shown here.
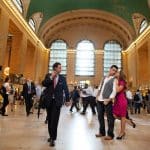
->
[0,104,150,150]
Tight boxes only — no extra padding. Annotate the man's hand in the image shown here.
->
[65,101,71,107]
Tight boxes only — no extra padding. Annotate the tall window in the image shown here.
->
[29,18,36,31]
[139,19,148,34]
[12,0,23,13]
[103,40,122,76]
[75,40,95,76]
[49,40,67,75]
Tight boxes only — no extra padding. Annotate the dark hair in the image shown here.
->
[52,62,61,70]
[74,86,77,89]
[5,76,10,82]
[110,65,118,70]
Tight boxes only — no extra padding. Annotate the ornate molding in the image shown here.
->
[39,9,135,48]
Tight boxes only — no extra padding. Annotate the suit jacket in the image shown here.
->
[42,73,69,107]
[22,82,36,99]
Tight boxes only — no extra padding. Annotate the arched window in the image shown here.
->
[75,40,95,76]
[12,0,23,13]
[29,18,36,31]
[148,0,150,8]
[49,40,67,75]
[103,40,122,76]
[139,19,148,34]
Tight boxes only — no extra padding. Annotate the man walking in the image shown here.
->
[42,62,70,147]
[22,78,36,116]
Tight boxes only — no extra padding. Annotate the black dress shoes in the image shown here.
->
[2,114,8,116]
[49,139,55,147]
[47,138,51,142]
[95,133,105,138]
[80,112,85,115]
[45,120,48,124]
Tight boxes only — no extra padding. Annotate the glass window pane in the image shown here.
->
[75,40,95,76]
[49,40,67,75]
[103,40,122,76]
[139,19,148,34]
[12,0,23,13]
[29,18,36,31]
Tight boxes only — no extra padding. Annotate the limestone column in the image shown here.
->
[18,34,27,75]
[34,45,42,81]
[0,9,9,67]
[39,50,49,80]
[135,44,140,87]
[147,40,150,85]
[43,50,49,76]
[95,50,103,85]
[122,51,128,79]
[66,49,75,85]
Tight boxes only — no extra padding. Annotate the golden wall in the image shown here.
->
[0,1,49,82]
[122,26,150,90]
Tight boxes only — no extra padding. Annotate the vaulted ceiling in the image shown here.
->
[27,0,150,28]
[25,0,150,48]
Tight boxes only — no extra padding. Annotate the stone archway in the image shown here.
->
[39,9,135,49]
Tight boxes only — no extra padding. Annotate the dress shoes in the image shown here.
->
[69,109,73,112]
[104,136,113,140]
[47,138,51,142]
[80,112,85,115]
[95,133,105,138]
[49,139,55,147]
[2,114,8,116]
[77,108,80,112]
[45,120,48,124]
[26,113,30,117]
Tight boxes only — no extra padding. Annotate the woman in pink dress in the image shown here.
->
[113,70,135,140]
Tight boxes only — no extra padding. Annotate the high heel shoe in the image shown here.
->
[116,133,125,140]
[130,119,136,128]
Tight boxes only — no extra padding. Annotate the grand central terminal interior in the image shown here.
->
[0,0,150,149]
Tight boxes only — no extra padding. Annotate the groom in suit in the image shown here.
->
[42,62,70,147]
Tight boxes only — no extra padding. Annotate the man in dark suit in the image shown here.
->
[22,78,36,116]
[42,62,70,147]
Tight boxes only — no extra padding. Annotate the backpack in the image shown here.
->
[134,94,140,102]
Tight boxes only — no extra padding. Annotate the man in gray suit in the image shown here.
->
[96,65,118,140]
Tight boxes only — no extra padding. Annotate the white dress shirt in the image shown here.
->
[93,88,99,97]
[126,90,132,99]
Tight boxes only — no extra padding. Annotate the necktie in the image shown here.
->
[28,83,31,93]
[53,76,57,88]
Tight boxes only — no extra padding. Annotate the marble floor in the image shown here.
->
[0,104,150,150]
